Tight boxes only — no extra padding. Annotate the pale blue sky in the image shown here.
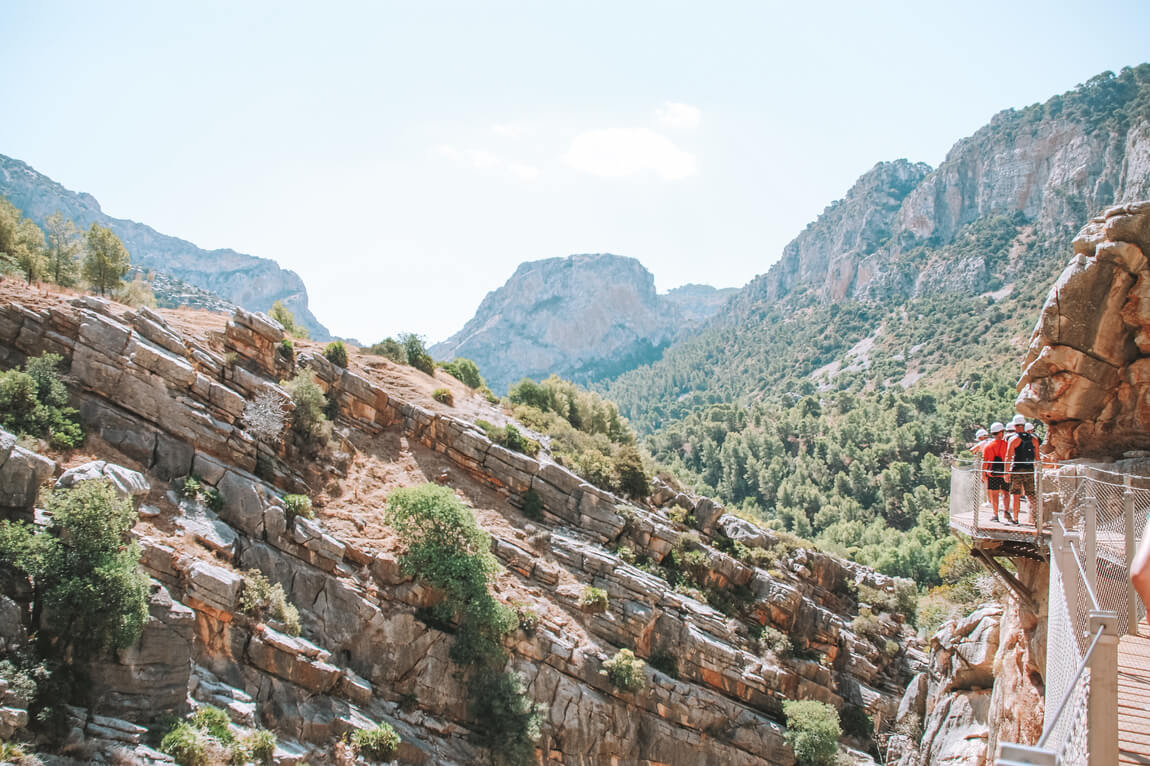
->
[3,1,1149,342]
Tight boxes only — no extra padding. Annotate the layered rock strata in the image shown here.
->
[0,293,921,764]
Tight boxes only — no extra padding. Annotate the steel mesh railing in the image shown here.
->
[996,461,1146,766]
[948,458,1050,543]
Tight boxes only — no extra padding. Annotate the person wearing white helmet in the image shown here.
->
[970,427,991,457]
[982,422,1010,523]
[1006,414,1040,526]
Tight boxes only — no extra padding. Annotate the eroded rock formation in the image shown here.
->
[1018,201,1150,458]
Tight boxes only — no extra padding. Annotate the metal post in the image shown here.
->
[973,463,980,534]
[1036,463,1044,537]
[1087,610,1120,766]
[1084,481,1098,601]
[1125,476,1139,635]
[1062,525,1081,645]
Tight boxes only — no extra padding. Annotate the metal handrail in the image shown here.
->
[1066,537,1101,612]
[1036,625,1105,751]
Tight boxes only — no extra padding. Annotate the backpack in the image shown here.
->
[1013,434,1036,467]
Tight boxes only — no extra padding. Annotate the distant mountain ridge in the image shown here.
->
[430,253,735,393]
[0,153,330,340]
[605,64,1150,432]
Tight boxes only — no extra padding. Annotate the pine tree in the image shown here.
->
[83,223,130,295]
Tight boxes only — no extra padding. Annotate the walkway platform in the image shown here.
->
[1119,620,1150,765]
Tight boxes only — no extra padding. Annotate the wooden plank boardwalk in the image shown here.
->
[1120,621,1150,765]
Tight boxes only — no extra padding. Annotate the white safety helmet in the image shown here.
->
[1025,423,1035,432]
[989,422,1005,434]
[1011,414,1026,427]
[975,428,989,439]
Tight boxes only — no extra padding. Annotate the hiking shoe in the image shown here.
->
[991,515,1000,522]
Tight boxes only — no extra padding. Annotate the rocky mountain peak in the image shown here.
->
[432,253,729,393]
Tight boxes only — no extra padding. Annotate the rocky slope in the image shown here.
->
[431,254,734,393]
[0,283,922,764]
[0,153,330,340]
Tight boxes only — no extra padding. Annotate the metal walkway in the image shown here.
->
[951,461,1150,766]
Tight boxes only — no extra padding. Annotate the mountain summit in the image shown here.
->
[431,253,734,393]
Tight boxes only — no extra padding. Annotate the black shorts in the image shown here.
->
[988,475,1009,491]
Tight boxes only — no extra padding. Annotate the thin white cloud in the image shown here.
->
[437,144,539,181]
[655,102,701,131]
[563,127,697,181]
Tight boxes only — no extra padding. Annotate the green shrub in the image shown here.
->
[278,338,294,361]
[647,649,678,679]
[613,444,649,499]
[840,704,873,739]
[432,387,454,406]
[513,602,541,634]
[323,341,348,368]
[521,488,543,521]
[440,358,485,389]
[282,372,332,440]
[581,586,609,613]
[758,626,794,658]
[161,721,211,766]
[0,482,149,656]
[230,729,276,765]
[401,334,435,376]
[782,699,841,766]
[0,742,27,761]
[475,420,540,457]
[181,476,202,500]
[190,706,233,744]
[281,494,314,524]
[0,352,83,448]
[469,669,543,766]
[351,722,401,762]
[270,301,308,339]
[884,639,901,657]
[602,648,645,692]
[479,385,500,404]
[850,608,885,643]
[367,337,406,363]
[384,484,542,764]
[238,570,301,636]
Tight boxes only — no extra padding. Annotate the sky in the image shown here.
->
[2,1,1150,343]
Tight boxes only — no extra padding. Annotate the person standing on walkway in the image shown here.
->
[982,422,1010,523]
[1006,414,1040,526]
[970,427,990,456]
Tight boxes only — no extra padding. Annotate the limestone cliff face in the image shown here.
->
[0,153,330,340]
[1017,200,1150,458]
[431,254,733,393]
[737,71,1150,318]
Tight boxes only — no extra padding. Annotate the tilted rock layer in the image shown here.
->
[0,286,919,764]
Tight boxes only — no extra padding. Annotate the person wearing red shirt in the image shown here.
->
[1005,414,1040,526]
[981,422,1010,523]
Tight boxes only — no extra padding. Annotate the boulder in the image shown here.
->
[56,461,150,499]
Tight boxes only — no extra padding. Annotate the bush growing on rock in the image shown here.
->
[432,387,454,406]
[440,357,485,389]
[384,484,542,763]
[475,420,540,457]
[323,340,348,368]
[350,722,400,762]
[190,706,233,744]
[281,494,314,524]
[269,300,308,339]
[400,333,436,376]
[231,729,276,765]
[367,336,406,363]
[580,586,609,613]
[758,626,794,658]
[0,352,83,449]
[161,721,212,766]
[602,649,645,693]
[238,570,301,636]
[613,444,649,499]
[0,481,149,657]
[782,699,841,766]
[282,372,332,441]
[521,488,543,521]
[839,704,873,740]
